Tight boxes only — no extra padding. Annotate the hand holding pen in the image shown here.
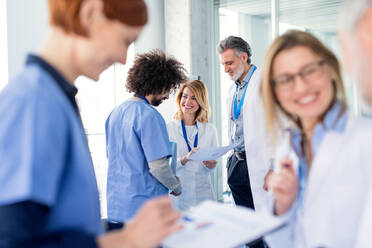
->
[181,215,213,230]
[267,158,299,216]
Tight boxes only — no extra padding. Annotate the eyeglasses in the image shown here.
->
[272,60,327,91]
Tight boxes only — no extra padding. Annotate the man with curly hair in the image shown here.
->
[105,50,187,229]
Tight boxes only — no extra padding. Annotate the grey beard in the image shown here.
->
[230,65,244,82]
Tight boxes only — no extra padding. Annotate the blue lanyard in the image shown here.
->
[233,65,256,120]
[134,94,149,104]
[181,120,198,152]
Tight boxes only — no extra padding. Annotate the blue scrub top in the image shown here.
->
[106,98,171,222]
[0,57,103,236]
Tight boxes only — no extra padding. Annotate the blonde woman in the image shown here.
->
[167,80,218,211]
[260,30,372,247]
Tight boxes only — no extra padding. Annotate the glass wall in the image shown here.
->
[214,0,357,191]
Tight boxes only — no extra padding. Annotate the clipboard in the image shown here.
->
[163,201,287,248]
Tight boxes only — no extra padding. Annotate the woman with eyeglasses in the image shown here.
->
[260,30,372,247]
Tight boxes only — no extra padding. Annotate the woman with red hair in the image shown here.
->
[0,0,180,247]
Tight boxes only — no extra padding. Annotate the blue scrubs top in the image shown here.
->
[106,98,171,222]
[0,55,103,236]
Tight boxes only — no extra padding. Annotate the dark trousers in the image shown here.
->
[227,154,254,209]
[227,154,267,248]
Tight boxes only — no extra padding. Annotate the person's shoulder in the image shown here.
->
[114,99,151,114]
[253,65,262,75]
[227,83,235,94]
[250,65,262,88]
[2,65,69,114]
[166,120,179,139]
[143,104,161,118]
[167,120,179,128]
[323,113,372,155]
[347,115,372,140]
[131,103,165,127]
[202,122,216,128]
[200,122,217,132]
[4,65,49,97]
[0,66,72,134]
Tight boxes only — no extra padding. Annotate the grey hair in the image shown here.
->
[340,0,372,32]
[216,36,252,64]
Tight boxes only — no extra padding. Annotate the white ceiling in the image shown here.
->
[215,0,342,33]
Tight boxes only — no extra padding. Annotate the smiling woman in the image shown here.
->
[167,80,219,211]
[259,30,365,248]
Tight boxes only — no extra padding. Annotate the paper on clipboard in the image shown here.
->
[163,201,286,248]
[188,143,238,161]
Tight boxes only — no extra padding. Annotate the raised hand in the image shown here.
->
[267,158,299,215]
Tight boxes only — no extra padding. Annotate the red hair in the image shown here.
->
[49,0,147,36]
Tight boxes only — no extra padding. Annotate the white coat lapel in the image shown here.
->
[226,83,235,143]
[305,116,354,206]
[241,69,261,147]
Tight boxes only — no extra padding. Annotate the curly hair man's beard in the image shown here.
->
[151,98,164,106]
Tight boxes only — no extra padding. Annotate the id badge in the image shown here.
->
[232,121,237,139]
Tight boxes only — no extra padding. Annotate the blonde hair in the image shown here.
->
[260,30,347,144]
[174,80,210,123]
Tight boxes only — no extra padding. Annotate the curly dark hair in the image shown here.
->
[126,49,187,96]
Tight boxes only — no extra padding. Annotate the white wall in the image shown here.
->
[6,0,48,79]
[133,0,177,124]
[238,14,270,68]
[135,0,165,54]
[165,0,191,73]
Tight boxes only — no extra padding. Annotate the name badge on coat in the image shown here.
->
[232,120,237,139]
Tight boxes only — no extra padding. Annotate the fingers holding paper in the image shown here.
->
[202,160,217,169]
[180,147,199,165]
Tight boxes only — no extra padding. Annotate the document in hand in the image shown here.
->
[163,201,285,248]
[188,143,238,161]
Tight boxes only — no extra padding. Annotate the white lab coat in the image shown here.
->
[266,114,372,248]
[356,181,372,248]
[167,120,218,211]
[227,68,271,212]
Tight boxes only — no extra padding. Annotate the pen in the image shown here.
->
[182,216,212,230]
[182,216,194,222]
